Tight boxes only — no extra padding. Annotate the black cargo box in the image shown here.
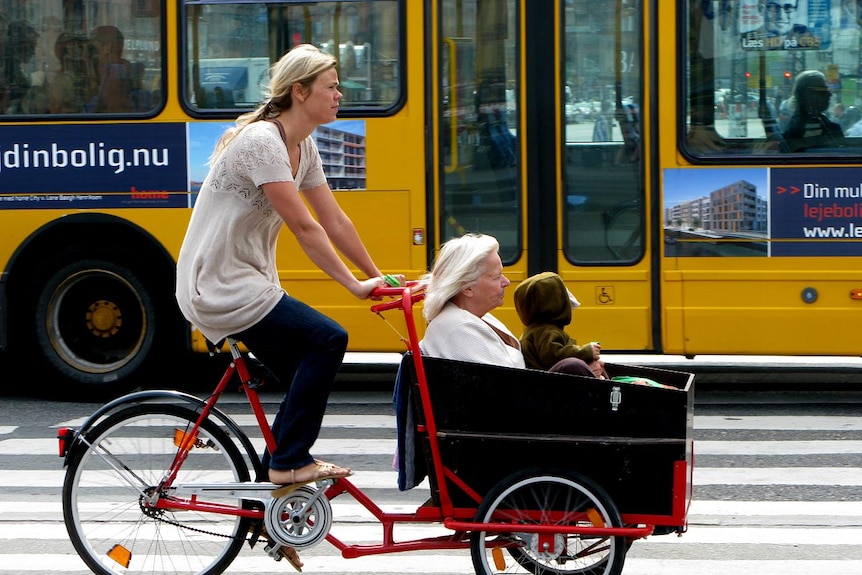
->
[401,355,694,524]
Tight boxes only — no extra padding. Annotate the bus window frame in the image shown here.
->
[679,0,862,165]
[0,1,168,122]
[560,1,646,267]
[179,0,409,120]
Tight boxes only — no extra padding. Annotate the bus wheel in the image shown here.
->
[34,259,157,390]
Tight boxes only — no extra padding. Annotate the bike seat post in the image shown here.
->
[227,338,243,362]
[226,338,257,391]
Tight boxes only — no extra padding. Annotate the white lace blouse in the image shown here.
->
[175,121,327,343]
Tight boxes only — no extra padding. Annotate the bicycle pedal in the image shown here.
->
[247,522,264,547]
[264,543,303,571]
[264,543,291,562]
[264,542,283,561]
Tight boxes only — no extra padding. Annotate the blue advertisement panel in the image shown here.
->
[770,167,862,256]
[664,167,862,257]
[0,123,189,209]
[1,120,367,210]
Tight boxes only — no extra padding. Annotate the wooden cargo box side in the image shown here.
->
[404,356,694,521]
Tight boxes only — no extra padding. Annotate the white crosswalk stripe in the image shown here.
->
[1,390,860,574]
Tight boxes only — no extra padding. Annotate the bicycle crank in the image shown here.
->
[264,484,333,549]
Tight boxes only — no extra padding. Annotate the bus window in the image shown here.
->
[685,0,862,157]
[438,0,520,263]
[183,1,400,112]
[562,1,644,264]
[0,0,163,117]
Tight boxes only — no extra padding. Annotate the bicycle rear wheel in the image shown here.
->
[62,403,252,575]
[470,469,626,575]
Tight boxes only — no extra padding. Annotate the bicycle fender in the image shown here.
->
[61,389,264,478]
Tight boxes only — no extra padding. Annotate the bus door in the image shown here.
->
[434,0,654,351]
[557,0,653,351]
[436,0,522,270]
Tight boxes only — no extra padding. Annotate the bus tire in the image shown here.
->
[33,259,158,392]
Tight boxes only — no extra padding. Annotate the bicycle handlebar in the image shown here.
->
[369,280,426,313]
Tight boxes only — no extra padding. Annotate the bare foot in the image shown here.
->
[269,460,352,486]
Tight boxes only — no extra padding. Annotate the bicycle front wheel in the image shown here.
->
[62,403,252,575]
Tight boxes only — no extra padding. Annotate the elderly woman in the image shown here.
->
[419,233,525,368]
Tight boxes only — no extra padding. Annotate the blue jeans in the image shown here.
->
[233,294,348,477]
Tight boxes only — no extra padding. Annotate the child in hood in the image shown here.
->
[514,272,606,378]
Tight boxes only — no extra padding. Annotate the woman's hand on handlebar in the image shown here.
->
[353,275,411,299]
[382,273,406,287]
[352,277,388,300]
[369,278,422,298]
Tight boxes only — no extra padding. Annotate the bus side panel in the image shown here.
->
[559,269,654,353]
[673,267,862,356]
[274,190,417,352]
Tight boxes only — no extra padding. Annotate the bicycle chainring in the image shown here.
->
[264,485,333,549]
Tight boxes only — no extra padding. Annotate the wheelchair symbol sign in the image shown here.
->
[596,286,614,305]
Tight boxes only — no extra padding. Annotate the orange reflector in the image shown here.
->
[107,544,131,568]
[492,546,506,570]
[851,289,862,300]
[586,507,604,527]
[174,429,198,450]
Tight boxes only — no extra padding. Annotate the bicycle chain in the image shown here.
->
[142,495,253,542]
[151,511,249,541]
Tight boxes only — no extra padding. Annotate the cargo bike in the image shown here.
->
[58,281,694,575]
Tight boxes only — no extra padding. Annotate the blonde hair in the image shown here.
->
[209,44,336,162]
[421,233,500,322]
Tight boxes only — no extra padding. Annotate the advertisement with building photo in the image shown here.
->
[665,167,862,257]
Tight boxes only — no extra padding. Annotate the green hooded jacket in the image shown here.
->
[513,272,594,370]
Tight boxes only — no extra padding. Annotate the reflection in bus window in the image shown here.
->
[4,19,44,114]
[685,0,862,157]
[48,33,94,114]
[438,0,520,263]
[183,1,400,112]
[562,1,644,264]
[86,26,134,114]
[0,0,161,117]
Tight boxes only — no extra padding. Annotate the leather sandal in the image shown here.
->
[270,460,352,497]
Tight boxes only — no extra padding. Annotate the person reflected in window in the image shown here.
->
[4,20,40,114]
[85,26,132,113]
[844,107,862,137]
[782,70,845,152]
[831,102,845,127]
[0,12,7,112]
[615,102,640,164]
[592,100,611,142]
[48,33,93,113]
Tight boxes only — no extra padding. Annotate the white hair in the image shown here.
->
[421,233,500,322]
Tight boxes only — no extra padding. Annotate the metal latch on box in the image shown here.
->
[609,385,622,411]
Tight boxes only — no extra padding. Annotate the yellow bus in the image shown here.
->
[1,0,861,393]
